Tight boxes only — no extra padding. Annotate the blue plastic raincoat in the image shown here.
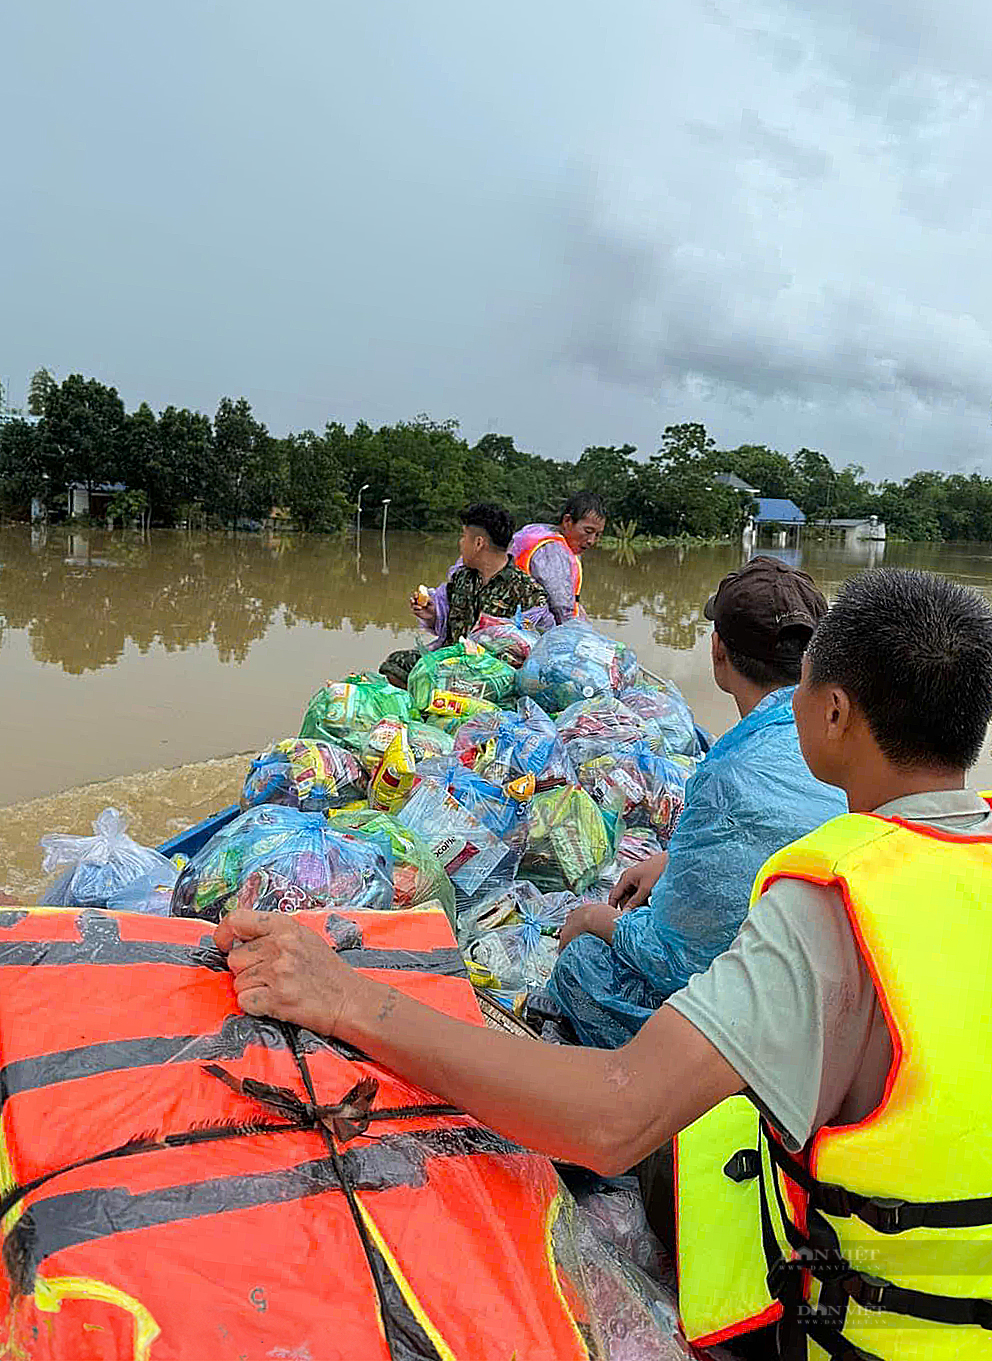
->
[547,686,847,1047]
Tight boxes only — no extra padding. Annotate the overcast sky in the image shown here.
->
[3,0,991,480]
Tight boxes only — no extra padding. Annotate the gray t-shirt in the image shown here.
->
[666,790,992,1149]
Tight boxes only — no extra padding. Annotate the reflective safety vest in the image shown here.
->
[676,807,992,1359]
[0,906,595,1361]
[513,525,582,614]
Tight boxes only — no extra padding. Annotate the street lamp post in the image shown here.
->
[356,483,370,542]
[381,498,391,575]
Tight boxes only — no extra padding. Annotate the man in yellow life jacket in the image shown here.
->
[510,491,607,622]
[216,568,992,1361]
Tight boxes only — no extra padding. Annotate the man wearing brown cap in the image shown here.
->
[545,556,847,1050]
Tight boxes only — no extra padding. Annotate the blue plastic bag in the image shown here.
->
[171,805,394,922]
[516,622,638,714]
[41,809,177,908]
[453,698,573,786]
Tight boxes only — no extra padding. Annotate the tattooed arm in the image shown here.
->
[214,910,743,1174]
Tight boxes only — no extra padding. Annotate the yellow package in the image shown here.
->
[369,731,416,814]
[505,772,536,802]
[426,690,499,720]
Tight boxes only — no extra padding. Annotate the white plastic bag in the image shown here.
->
[40,808,176,907]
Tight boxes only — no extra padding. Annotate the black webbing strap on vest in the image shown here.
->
[744,1119,992,1354]
[764,1131,992,1235]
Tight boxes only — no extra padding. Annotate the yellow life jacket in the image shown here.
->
[676,806,992,1359]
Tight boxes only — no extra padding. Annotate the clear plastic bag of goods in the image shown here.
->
[40,808,178,908]
[555,696,648,763]
[619,682,702,759]
[170,805,394,921]
[523,785,623,892]
[574,742,693,845]
[327,806,456,925]
[466,611,542,668]
[589,827,670,897]
[454,697,574,786]
[461,883,582,994]
[359,718,454,774]
[552,1191,732,1360]
[517,621,639,714]
[415,758,530,852]
[398,778,518,908]
[241,737,368,813]
[564,1168,668,1286]
[299,674,413,754]
[407,641,518,712]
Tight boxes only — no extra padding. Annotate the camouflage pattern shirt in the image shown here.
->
[444,559,550,644]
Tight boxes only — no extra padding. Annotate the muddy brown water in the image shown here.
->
[3,525,991,898]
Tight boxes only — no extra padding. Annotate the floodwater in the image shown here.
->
[3,525,992,898]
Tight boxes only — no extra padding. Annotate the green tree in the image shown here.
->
[285,424,349,531]
[210,397,281,527]
[716,444,798,501]
[40,374,126,504]
[27,368,56,418]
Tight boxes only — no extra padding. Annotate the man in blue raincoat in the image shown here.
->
[547,557,848,1048]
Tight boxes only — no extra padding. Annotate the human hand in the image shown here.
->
[558,902,619,953]
[410,596,437,628]
[608,852,668,912]
[214,909,360,1035]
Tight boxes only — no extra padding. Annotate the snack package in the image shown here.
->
[299,674,413,754]
[516,621,638,714]
[369,730,417,814]
[407,643,517,712]
[170,805,394,921]
[425,691,501,726]
[523,785,622,892]
[359,719,455,774]
[415,758,529,851]
[241,738,368,813]
[463,882,582,991]
[40,809,177,908]
[414,583,431,607]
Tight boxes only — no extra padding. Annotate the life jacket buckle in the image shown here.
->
[767,1256,803,1302]
[859,1197,906,1234]
[842,1271,890,1312]
[723,1148,761,1183]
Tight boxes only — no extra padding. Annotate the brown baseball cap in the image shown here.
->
[704,556,828,662]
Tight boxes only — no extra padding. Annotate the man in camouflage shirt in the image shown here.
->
[380,503,552,688]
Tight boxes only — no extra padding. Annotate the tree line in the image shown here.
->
[1,370,990,541]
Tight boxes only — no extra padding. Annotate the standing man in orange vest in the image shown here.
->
[217,568,992,1360]
[510,492,607,623]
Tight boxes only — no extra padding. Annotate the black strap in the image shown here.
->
[765,1132,992,1234]
[840,1271,992,1331]
[759,1127,992,1336]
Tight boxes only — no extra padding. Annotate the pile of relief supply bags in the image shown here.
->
[30,618,729,1361]
[37,623,708,1002]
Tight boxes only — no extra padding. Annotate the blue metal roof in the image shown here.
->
[754,497,805,524]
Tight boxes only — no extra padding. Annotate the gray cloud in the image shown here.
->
[2,0,991,481]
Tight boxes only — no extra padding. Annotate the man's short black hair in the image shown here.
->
[562,491,607,524]
[807,568,992,770]
[460,502,515,551]
[724,628,810,687]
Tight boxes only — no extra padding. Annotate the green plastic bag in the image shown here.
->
[523,785,623,892]
[300,674,413,754]
[407,644,517,714]
[326,807,456,926]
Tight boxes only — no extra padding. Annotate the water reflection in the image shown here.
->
[9,525,992,678]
